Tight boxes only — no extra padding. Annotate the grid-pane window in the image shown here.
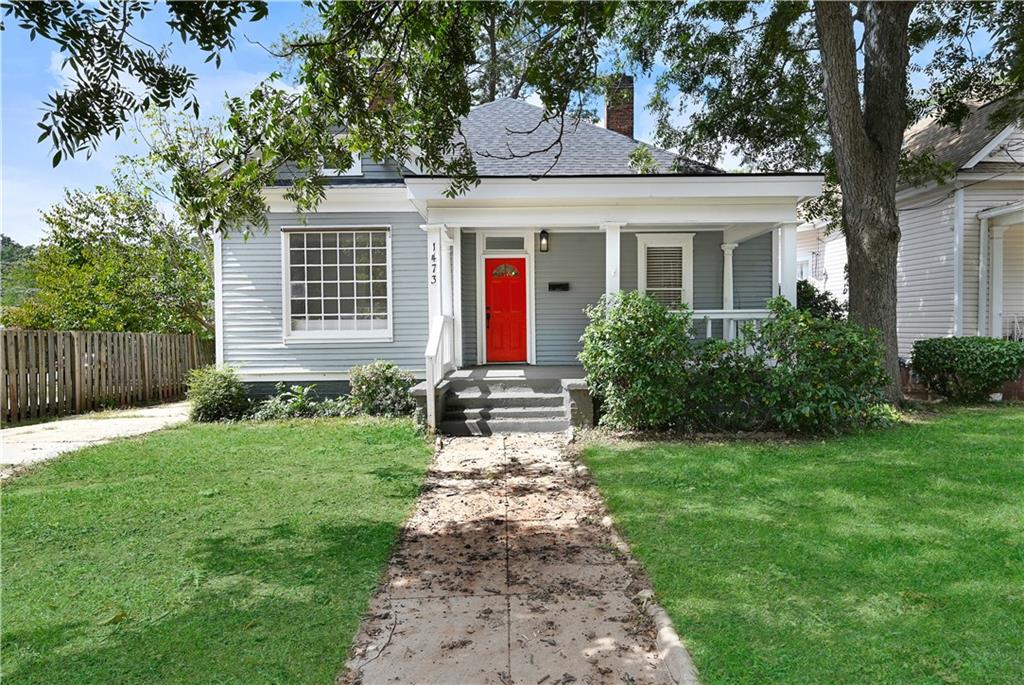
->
[287,229,389,334]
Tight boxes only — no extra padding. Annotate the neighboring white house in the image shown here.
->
[214,80,823,431]
[797,220,848,304]
[798,101,1024,356]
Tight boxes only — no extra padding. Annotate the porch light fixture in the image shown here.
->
[539,230,550,252]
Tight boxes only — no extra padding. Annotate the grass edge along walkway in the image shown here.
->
[582,406,1024,685]
[1,417,432,685]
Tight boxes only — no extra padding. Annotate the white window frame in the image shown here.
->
[798,258,811,281]
[280,225,393,343]
[323,152,363,177]
[636,233,695,309]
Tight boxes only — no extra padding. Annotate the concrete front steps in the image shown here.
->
[440,377,570,436]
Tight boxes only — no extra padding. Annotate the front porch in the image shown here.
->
[412,174,821,430]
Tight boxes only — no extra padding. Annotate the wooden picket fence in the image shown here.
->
[1,330,213,425]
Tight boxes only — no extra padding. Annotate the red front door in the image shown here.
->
[485,257,527,362]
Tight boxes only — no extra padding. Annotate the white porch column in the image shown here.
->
[990,225,1008,337]
[421,223,448,323]
[602,222,623,295]
[721,242,738,310]
[978,218,989,335]
[779,222,799,305]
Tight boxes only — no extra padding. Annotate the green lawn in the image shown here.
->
[583,406,1024,685]
[1,418,431,685]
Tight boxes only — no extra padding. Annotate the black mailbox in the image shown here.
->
[548,282,570,292]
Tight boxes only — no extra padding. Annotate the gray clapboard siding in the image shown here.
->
[220,211,428,377]
[455,229,775,364]
[461,230,478,365]
[733,232,774,309]
[534,232,606,364]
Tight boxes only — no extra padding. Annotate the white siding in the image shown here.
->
[797,227,847,303]
[896,189,956,356]
[981,127,1024,164]
[821,233,848,303]
[962,180,1024,336]
[797,229,819,282]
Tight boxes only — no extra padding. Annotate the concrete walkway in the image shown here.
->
[1,402,189,478]
[344,433,674,685]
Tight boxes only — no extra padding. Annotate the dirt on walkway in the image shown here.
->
[343,433,674,685]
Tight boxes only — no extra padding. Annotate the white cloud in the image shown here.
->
[47,51,73,90]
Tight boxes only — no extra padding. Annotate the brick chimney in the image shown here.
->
[605,75,634,138]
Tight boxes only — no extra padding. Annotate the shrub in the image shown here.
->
[347,360,416,417]
[578,294,892,435]
[250,383,323,420]
[797,279,846,321]
[686,338,775,433]
[751,298,891,434]
[579,291,696,430]
[911,337,1024,402]
[249,384,361,421]
[186,366,250,422]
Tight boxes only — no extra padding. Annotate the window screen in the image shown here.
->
[287,229,389,334]
[644,246,685,308]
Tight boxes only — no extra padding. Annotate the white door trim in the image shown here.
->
[475,231,536,365]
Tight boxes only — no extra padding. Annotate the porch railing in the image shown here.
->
[689,309,772,341]
[424,314,456,429]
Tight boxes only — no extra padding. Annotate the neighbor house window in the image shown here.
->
[283,228,391,339]
[636,233,695,309]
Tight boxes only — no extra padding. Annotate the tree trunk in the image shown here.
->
[844,188,902,399]
[814,1,915,402]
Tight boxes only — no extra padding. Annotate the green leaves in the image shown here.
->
[0,175,214,337]
[579,293,891,435]
[912,337,1024,402]
[5,1,268,163]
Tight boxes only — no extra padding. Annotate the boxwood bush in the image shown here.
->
[797,279,846,321]
[186,366,250,422]
[911,337,1024,402]
[579,294,892,435]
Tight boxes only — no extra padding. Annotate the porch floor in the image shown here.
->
[445,364,585,382]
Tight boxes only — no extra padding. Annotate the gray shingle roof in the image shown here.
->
[455,98,720,176]
[903,100,1015,170]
